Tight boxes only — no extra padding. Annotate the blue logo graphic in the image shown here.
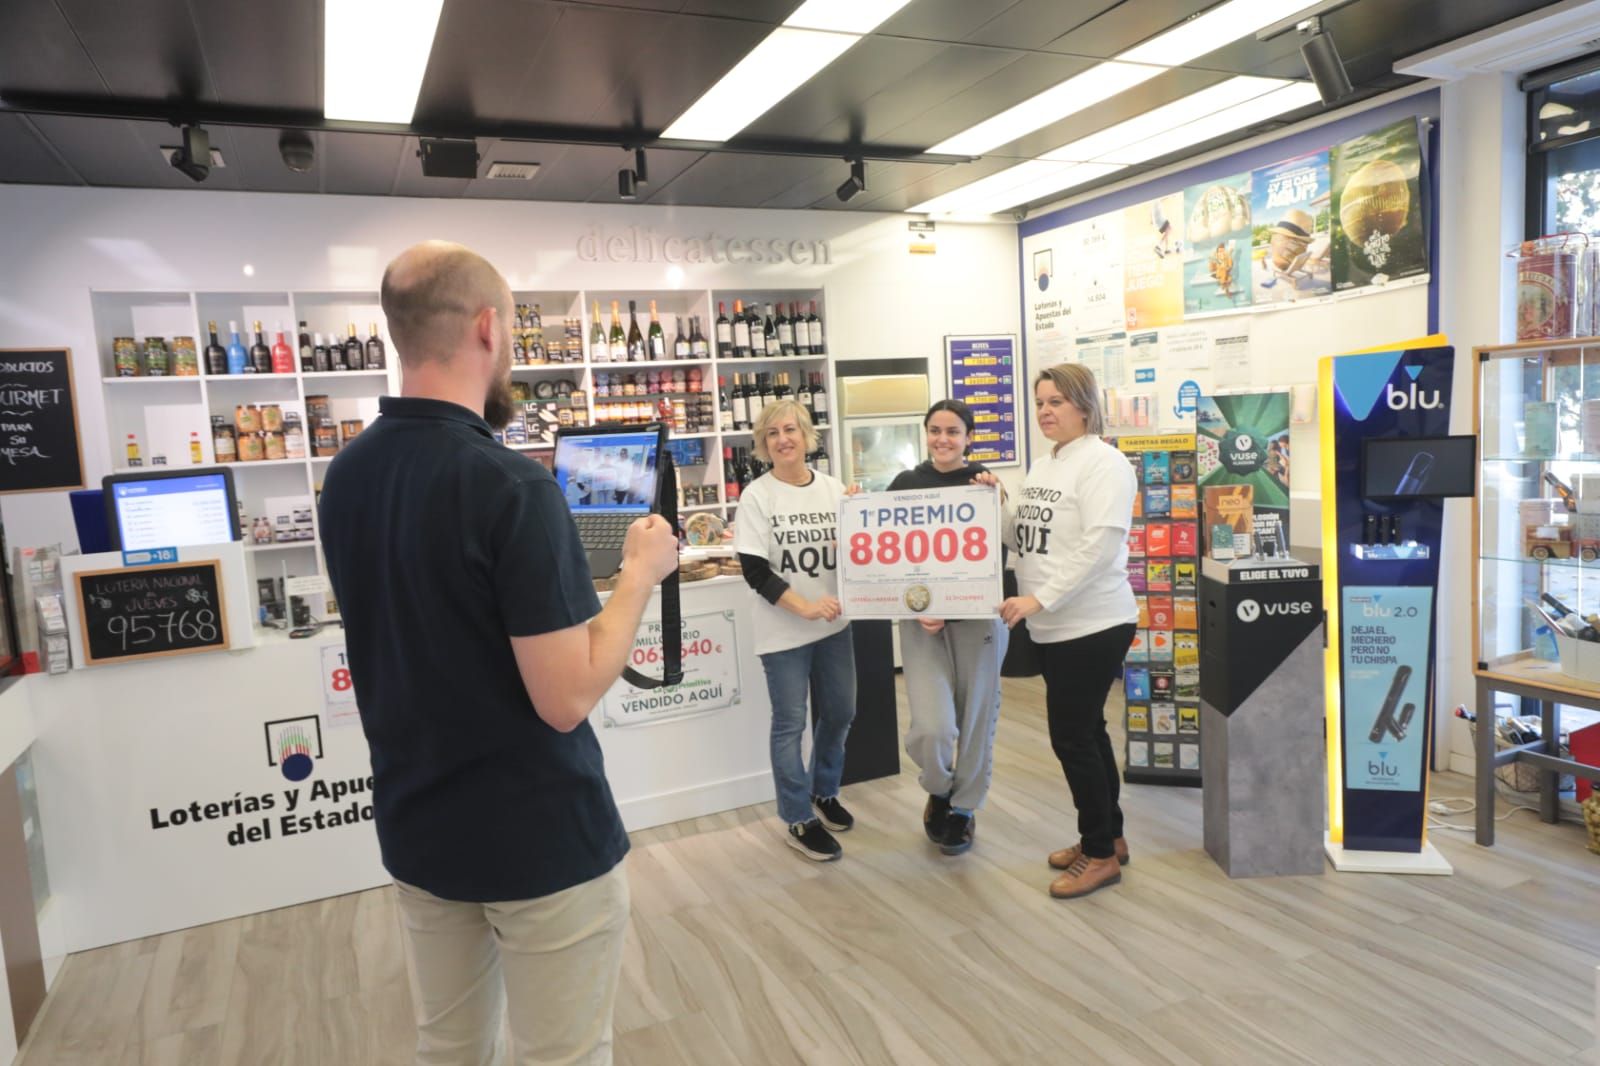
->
[1403,365,1422,381]
[1333,351,1404,421]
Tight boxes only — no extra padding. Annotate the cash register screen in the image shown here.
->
[554,431,661,513]
[108,471,238,550]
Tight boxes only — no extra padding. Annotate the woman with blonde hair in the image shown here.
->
[734,398,860,861]
[1001,363,1138,899]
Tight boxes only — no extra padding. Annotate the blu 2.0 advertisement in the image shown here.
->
[1340,585,1433,792]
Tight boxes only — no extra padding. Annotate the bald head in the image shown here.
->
[380,241,512,366]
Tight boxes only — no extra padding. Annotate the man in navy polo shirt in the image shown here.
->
[320,241,678,1065]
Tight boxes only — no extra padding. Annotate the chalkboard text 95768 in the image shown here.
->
[75,560,230,665]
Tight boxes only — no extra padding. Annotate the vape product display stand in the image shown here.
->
[1199,557,1326,878]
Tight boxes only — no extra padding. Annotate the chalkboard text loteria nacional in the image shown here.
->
[578,225,832,267]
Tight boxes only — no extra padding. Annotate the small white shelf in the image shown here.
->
[680,503,726,513]
[202,373,300,383]
[247,541,317,553]
[509,442,555,451]
[671,431,720,440]
[511,363,586,373]
[218,458,308,470]
[301,369,388,379]
[101,376,202,385]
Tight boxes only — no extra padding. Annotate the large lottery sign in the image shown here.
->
[839,484,1003,620]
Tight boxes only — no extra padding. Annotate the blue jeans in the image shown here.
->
[759,625,857,826]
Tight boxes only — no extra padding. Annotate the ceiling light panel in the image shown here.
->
[930,61,1166,156]
[968,161,1129,215]
[1042,76,1289,162]
[784,0,915,34]
[324,0,445,123]
[1097,80,1322,164]
[661,27,860,142]
[910,160,1080,215]
[1118,0,1321,67]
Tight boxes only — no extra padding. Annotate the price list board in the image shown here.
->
[945,335,1019,467]
[1114,433,1202,786]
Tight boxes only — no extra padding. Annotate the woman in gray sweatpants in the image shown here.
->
[889,400,1009,855]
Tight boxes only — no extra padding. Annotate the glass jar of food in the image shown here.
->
[113,337,140,377]
[235,404,261,434]
[262,430,287,460]
[313,421,339,456]
[340,419,364,444]
[237,431,265,462]
[212,423,238,463]
[142,337,169,377]
[171,336,199,376]
[258,403,284,433]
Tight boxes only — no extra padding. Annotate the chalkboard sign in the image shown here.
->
[0,348,85,494]
[75,560,230,666]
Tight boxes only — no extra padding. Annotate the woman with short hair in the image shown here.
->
[1001,364,1138,899]
[734,399,859,861]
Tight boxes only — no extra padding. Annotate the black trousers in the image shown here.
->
[1035,622,1137,860]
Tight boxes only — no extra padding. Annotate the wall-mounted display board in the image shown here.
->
[0,348,85,494]
[1115,432,1203,786]
[945,335,1020,466]
[74,559,229,666]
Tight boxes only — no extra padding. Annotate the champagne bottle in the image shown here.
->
[297,321,314,372]
[690,316,710,359]
[343,323,364,371]
[715,302,734,359]
[732,299,752,357]
[673,315,690,360]
[270,323,294,374]
[366,322,386,369]
[590,301,608,363]
[646,301,666,360]
[205,321,228,376]
[609,301,628,363]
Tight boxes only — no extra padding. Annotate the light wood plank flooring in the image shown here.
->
[16,675,1600,1065]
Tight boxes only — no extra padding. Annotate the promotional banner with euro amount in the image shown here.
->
[838,484,1002,620]
[601,610,741,728]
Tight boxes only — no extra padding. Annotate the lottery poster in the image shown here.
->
[838,484,1003,619]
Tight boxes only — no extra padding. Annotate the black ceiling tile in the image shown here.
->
[217,126,322,193]
[321,131,407,196]
[875,50,1094,151]
[961,0,1118,50]
[580,0,688,10]
[190,0,320,110]
[681,0,800,20]
[999,66,1230,160]
[0,0,106,95]
[54,0,215,100]
[646,152,832,207]
[821,44,1030,146]
[0,113,81,184]
[415,2,565,126]
[850,155,1020,212]
[766,159,948,209]
[584,10,778,130]
[1041,0,1214,59]
[877,0,1025,42]
[25,115,177,187]
[741,36,948,141]
[581,146,705,202]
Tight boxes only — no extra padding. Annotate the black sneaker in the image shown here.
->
[812,794,854,832]
[787,819,842,862]
[940,811,974,855]
[923,793,951,843]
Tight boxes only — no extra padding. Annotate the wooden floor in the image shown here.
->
[16,675,1600,1066]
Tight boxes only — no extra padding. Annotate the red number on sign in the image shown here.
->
[933,527,957,562]
[962,527,988,561]
[905,529,929,564]
[877,530,901,565]
[849,532,873,565]
[331,668,353,692]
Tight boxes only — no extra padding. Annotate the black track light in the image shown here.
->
[836,158,865,203]
[619,168,638,200]
[1299,17,1352,105]
[170,124,211,183]
[634,148,649,185]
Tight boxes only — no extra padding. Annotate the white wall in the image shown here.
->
[0,185,1022,545]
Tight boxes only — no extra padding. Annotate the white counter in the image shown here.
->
[25,573,773,952]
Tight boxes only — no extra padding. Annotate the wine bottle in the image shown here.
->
[811,371,829,424]
[814,441,831,476]
[609,301,628,363]
[807,300,824,354]
[1544,471,1578,512]
[776,304,795,356]
[339,324,360,371]
[673,315,690,360]
[798,373,816,417]
[638,301,661,361]
[248,321,270,374]
[723,445,740,503]
[764,304,780,356]
[718,376,733,431]
[312,332,331,373]
[732,299,752,358]
[756,372,774,409]
[366,322,386,369]
[590,301,608,363]
[205,321,228,376]
[298,320,314,372]
[749,302,767,357]
[733,373,752,430]
[271,323,295,374]
[715,302,734,359]
[774,371,792,401]
[691,316,710,359]
[788,302,806,354]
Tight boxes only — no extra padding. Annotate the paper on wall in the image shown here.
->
[1211,322,1253,387]
[1162,325,1210,370]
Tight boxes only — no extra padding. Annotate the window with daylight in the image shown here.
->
[1526,56,1600,237]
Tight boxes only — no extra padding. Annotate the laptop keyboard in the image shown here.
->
[574,512,638,550]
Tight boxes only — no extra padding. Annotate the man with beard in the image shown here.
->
[319,241,678,1065]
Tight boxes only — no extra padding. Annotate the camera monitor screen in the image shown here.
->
[103,468,240,551]
[1361,435,1477,499]
[553,430,662,513]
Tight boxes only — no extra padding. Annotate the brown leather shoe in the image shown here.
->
[1048,837,1129,870]
[1049,854,1122,899]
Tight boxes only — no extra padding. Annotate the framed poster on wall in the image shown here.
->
[944,334,1020,467]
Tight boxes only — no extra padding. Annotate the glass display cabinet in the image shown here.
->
[1473,338,1600,844]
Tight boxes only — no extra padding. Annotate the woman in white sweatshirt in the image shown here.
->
[1000,363,1138,900]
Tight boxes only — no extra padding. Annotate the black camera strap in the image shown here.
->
[620,451,684,689]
